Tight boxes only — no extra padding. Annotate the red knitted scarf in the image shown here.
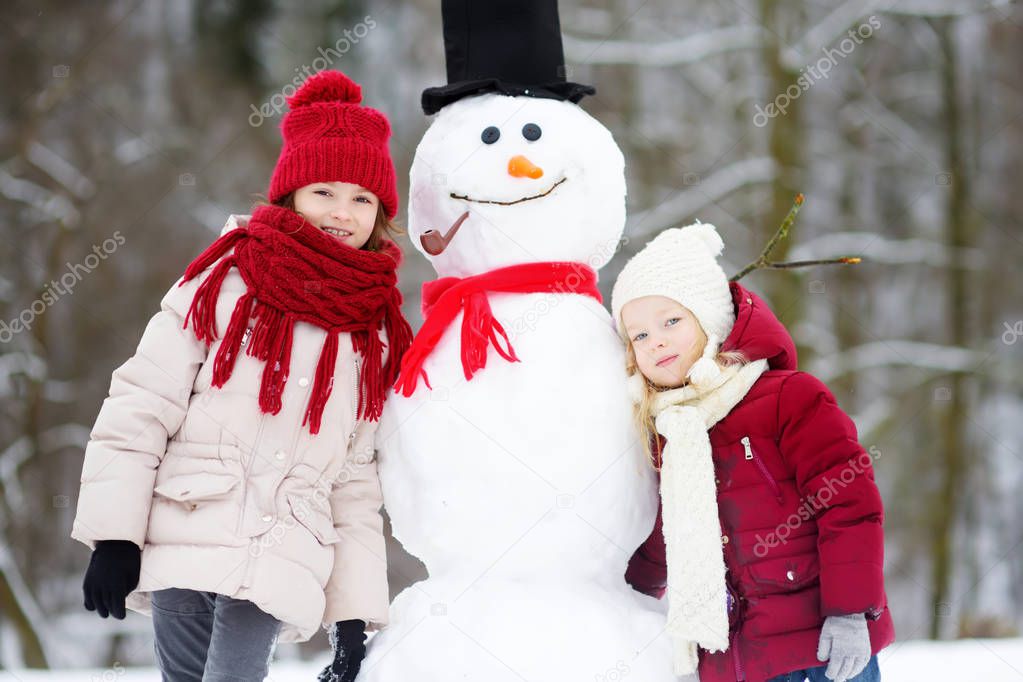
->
[393,262,603,397]
[179,204,413,433]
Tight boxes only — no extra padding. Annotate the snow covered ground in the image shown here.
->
[1,638,1021,681]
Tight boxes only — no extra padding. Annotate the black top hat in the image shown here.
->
[421,0,596,115]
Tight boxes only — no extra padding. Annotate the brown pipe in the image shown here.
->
[421,211,470,256]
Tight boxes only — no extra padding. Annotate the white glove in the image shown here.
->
[817,613,871,681]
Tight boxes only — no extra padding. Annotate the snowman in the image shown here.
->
[360,2,677,680]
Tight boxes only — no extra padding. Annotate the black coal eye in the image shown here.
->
[481,126,501,144]
[522,123,542,141]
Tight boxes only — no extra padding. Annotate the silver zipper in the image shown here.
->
[349,357,360,443]
[743,435,784,503]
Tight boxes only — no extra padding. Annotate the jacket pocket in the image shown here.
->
[742,436,784,504]
[153,472,239,509]
[747,553,820,594]
[287,492,342,545]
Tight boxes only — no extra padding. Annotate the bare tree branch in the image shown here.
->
[626,157,777,235]
[26,142,96,200]
[809,340,1019,383]
[782,0,883,70]
[564,25,768,66]
[788,231,987,269]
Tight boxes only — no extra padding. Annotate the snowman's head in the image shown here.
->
[408,94,626,277]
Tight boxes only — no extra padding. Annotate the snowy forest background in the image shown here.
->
[1,0,1022,673]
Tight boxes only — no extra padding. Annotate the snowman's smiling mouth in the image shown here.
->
[450,177,567,206]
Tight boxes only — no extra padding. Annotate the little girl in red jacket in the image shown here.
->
[609,224,894,682]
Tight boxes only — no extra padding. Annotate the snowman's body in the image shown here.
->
[359,95,677,680]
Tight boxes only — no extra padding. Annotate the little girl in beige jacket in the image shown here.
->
[71,70,412,682]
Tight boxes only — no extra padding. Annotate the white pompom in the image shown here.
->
[686,356,721,387]
[626,371,648,404]
[682,222,724,256]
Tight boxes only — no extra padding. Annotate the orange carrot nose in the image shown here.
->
[508,155,544,179]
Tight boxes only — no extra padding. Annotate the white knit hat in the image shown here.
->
[610,222,735,386]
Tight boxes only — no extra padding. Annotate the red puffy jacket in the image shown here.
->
[625,282,894,682]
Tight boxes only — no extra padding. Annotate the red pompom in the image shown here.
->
[287,70,362,108]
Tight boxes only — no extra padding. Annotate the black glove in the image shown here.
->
[82,539,141,619]
[317,619,367,682]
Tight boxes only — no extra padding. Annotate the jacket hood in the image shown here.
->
[721,282,797,371]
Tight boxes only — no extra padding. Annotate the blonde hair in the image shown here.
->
[625,339,747,470]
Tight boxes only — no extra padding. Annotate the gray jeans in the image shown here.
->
[151,588,282,682]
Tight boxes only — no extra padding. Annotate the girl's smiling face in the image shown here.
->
[293,181,379,249]
[621,295,708,389]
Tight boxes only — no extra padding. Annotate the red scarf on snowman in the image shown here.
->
[393,262,603,396]
[180,204,413,433]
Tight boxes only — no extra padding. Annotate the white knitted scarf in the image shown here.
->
[648,358,769,675]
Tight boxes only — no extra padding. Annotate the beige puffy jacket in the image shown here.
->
[71,214,389,643]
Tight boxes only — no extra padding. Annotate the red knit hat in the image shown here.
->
[269,70,398,219]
